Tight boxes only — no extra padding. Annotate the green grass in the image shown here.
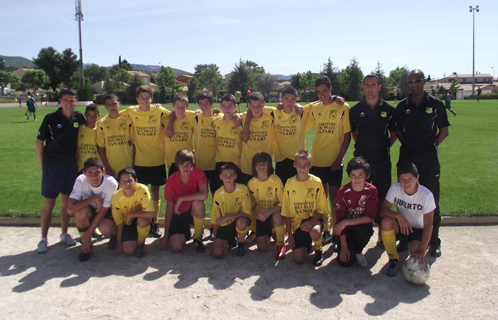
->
[0,99,496,218]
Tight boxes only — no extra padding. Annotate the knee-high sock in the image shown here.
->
[275,224,286,246]
[137,224,151,244]
[77,227,88,239]
[381,229,399,260]
[192,216,205,239]
[236,225,249,243]
[152,200,160,224]
[314,233,323,251]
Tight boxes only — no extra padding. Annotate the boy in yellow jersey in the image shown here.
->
[282,150,329,266]
[76,104,100,173]
[305,76,351,247]
[247,152,286,259]
[111,167,154,258]
[211,93,243,193]
[239,92,275,185]
[211,162,252,258]
[120,85,170,238]
[164,93,193,177]
[96,94,133,178]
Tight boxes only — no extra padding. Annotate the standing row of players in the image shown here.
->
[36,69,449,276]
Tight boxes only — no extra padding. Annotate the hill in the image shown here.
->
[274,74,294,81]
[0,55,35,69]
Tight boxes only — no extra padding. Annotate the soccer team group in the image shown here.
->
[35,68,450,277]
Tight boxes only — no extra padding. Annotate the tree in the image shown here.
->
[120,58,132,71]
[156,66,177,90]
[372,61,390,100]
[59,48,79,87]
[388,66,410,98]
[194,64,219,79]
[21,70,49,93]
[0,71,18,94]
[187,76,198,102]
[342,57,363,101]
[290,73,302,91]
[126,74,142,102]
[0,58,4,70]
[228,59,254,98]
[198,67,222,97]
[299,70,314,91]
[449,76,460,96]
[111,69,132,91]
[321,57,341,92]
[244,60,265,75]
[33,47,61,90]
[84,63,108,84]
[255,73,278,94]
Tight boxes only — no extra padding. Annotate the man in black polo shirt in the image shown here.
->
[350,74,398,244]
[36,88,86,253]
[396,69,450,258]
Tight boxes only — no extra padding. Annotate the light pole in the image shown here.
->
[469,5,479,95]
[75,0,84,89]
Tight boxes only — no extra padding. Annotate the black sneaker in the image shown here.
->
[193,238,205,253]
[108,234,117,251]
[331,236,339,252]
[79,250,92,262]
[429,243,442,257]
[386,259,399,276]
[313,250,324,266]
[136,243,146,258]
[397,240,408,252]
[228,237,238,249]
[149,223,162,238]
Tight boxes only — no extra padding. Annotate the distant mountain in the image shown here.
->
[0,55,35,69]
[274,74,294,81]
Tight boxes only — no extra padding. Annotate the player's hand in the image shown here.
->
[213,108,222,115]
[339,246,350,263]
[410,251,428,267]
[174,199,183,215]
[333,221,347,236]
[80,237,92,254]
[194,109,202,114]
[125,215,134,226]
[330,159,342,172]
[165,123,174,138]
[111,245,122,257]
[240,127,250,143]
[233,113,242,127]
[257,211,271,222]
[160,237,168,251]
[287,233,295,249]
[293,104,304,115]
[276,102,284,110]
[215,217,226,226]
[334,96,345,106]
[396,214,413,235]
[300,221,312,232]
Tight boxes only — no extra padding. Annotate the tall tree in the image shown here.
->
[21,70,49,93]
[299,70,314,91]
[82,63,107,84]
[255,73,278,94]
[198,67,222,97]
[120,58,132,71]
[228,59,254,98]
[59,48,79,87]
[343,57,364,101]
[290,73,302,91]
[388,66,410,98]
[156,66,177,89]
[126,74,143,102]
[194,64,219,79]
[0,58,5,70]
[372,61,390,100]
[33,47,61,90]
[187,76,198,102]
[321,57,341,92]
[449,76,460,96]
[0,71,18,94]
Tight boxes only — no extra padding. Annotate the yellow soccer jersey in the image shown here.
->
[165,117,193,169]
[211,183,251,227]
[213,118,242,168]
[111,183,154,226]
[121,105,170,167]
[184,110,222,171]
[247,174,283,217]
[77,125,100,172]
[240,113,275,175]
[281,174,329,233]
[305,101,351,167]
[96,115,133,176]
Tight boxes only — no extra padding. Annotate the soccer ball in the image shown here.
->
[402,257,430,285]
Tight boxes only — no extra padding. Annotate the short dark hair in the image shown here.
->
[60,88,77,99]
[173,92,188,105]
[220,162,238,175]
[136,85,152,98]
[221,93,236,104]
[397,161,418,178]
[175,149,195,167]
[282,86,298,98]
[346,157,371,177]
[408,69,425,80]
[104,93,119,102]
[83,157,104,172]
[248,92,264,103]
[251,152,274,177]
[197,90,214,104]
[85,103,99,113]
[363,74,380,85]
[315,76,331,89]
[117,167,138,181]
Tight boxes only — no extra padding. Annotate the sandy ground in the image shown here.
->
[0,225,497,320]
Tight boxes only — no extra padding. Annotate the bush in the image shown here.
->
[77,82,94,101]
[464,93,498,100]
[95,94,106,105]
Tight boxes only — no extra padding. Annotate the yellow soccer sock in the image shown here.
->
[275,224,286,246]
[381,229,399,260]
[137,225,151,244]
[152,200,160,224]
[236,225,249,243]
[192,216,205,239]
[314,233,323,251]
[79,231,85,239]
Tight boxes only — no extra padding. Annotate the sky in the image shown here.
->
[1,0,496,79]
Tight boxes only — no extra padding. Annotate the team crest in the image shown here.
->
[181,122,189,130]
[230,126,238,136]
[266,187,273,197]
[426,108,433,114]
[134,201,140,210]
[358,195,368,207]
[73,122,79,128]
[148,115,157,124]
[289,115,297,124]
[329,110,337,120]
[235,197,241,207]
[262,120,269,129]
[307,188,315,199]
[381,111,387,118]
[119,123,126,131]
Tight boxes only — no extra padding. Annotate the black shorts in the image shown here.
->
[275,158,295,185]
[256,217,273,237]
[121,218,138,243]
[168,163,178,177]
[42,161,78,198]
[216,221,237,242]
[396,221,423,243]
[309,166,343,188]
[134,164,167,186]
[293,218,324,249]
[203,169,217,194]
[168,209,193,240]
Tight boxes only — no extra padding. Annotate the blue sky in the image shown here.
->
[1,0,496,79]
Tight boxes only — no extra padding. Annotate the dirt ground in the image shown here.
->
[0,225,497,319]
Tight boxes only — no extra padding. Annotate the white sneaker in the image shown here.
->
[60,233,76,246]
[36,239,48,253]
[355,253,367,268]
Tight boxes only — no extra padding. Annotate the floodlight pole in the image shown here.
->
[469,5,479,95]
[75,0,84,89]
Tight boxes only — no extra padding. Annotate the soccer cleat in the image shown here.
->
[36,238,48,253]
[397,240,408,252]
[78,248,92,262]
[246,231,256,243]
[60,233,76,246]
[386,259,399,276]
[149,223,162,238]
[136,243,146,258]
[193,238,205,253]
[276,245,286,260]
[313,250,324,266]
[108,234,118,251]
[355,253,368,268]
[237,242,246,256]
[92,227,103,239]
[429,243,442,258]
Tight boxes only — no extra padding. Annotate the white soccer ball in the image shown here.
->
[402,257,431,285]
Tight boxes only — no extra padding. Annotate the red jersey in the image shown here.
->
[334,182,378,232]
[164,167,207,214]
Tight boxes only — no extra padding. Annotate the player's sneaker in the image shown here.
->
[36,238,48,253]
[78,248,92,262]
[331,235,339,252]
[313,250,324,266]
[92,227,103,239]
[355,253,368,268]
[429,243,442,258]
[237,242,246,256]
[149,223,162,238]
[386,259,399,276]
[209,227,214,241]
[276,245,286,260]
[246,232,256,243]
[193,238,205,253]
[60,233,76,246]
[136,243,146,258]
[108,234,117,251]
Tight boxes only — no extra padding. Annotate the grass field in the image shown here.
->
[0,99,496,218]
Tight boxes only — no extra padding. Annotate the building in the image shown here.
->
[425,73,496,99]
